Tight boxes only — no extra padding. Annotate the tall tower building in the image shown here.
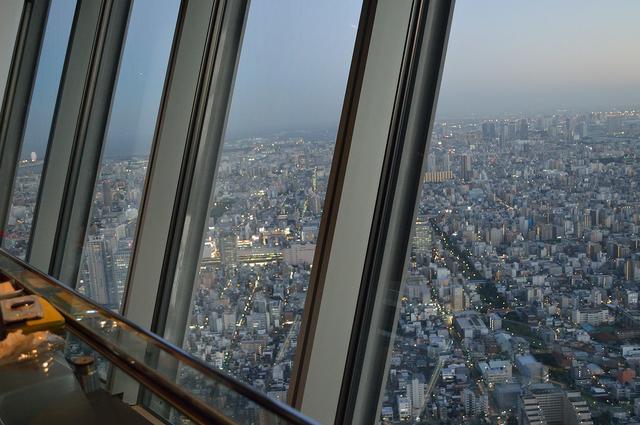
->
[426,153,436,172]
[463,388,488,417]
[461,154,473,182]
[112,238,133,308]
[219,233,238,276]
[625,259,634,281]
[406,375,426,416]
[452,284,464,312]
[311,167,318,192]
[102,180,113,210]
[482,121,496,140]
[518,118,529,139]
[590,287,602,306]
[84,234,115,307]
[413,216,432,265]
[443,152,451,171]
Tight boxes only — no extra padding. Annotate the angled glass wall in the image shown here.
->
[378,1,640,424]
[0,0,23,102]
[2,0,75,259]
[75,0,179,310]
[180,0,362,404]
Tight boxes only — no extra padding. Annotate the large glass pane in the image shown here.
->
[380,1,640,424]
[0,251,314,425]
[0,0,23,101]
[75,0,179,310]
[2,0,76,259]
[182,0,362,405]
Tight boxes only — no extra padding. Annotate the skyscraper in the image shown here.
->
[102,180,113,210]
[482,121,496,140]
[452,284,464,312]
[112,238,133,307]
[219,233,238,276]
[84,234,115,307]
[461,154,472,182]
[413,216,432,264]
[518,118,529,139]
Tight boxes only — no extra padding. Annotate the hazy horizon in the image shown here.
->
[19,0,640,158]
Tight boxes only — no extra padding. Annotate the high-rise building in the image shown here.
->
[112,238,133,308]
[83,234,115,307]
[219,233,238,276]
[590,287,602,306]
[463,388,488,417]
[442,152,451,171]
[461,154,472,182]
[426,153,436,172]
[406,375,426,415]
[482,121,496,140]
[413,216,432,264]
[397,395,411,421]
[519,384,593,425]
[451,284,464,312]
[102,180,113,209]
[518,118,529,139]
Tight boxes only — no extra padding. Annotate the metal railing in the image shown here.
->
[0,248,318,425]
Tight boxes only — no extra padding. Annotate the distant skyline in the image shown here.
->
[19,0,640,158]
[225,0,361,140]
[436,0,640,118]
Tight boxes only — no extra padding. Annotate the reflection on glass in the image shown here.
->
[379,1,640,424]
[75,0,179,310]
[182,0,362,404]
[2,0,76,259]
[0,252,305,425]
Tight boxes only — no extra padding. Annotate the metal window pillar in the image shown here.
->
[0,1,25,112]
[289,1,454,424]
[122,0,250,333]
[0,0,49,245]
[29,0,132,275]
[288,0,416,422]
[5,2,453,424]
[52,0,132,285]
[339,1,454,424]
[149,0,250,347]
[114,0,249,409]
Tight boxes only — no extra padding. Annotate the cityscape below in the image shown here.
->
[3,106,640,425]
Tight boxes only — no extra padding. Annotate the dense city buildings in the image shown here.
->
[5,0,640,423]
[75,159,147,311]
[380,109,640,424]
[2,158,43,259]
[182,134,335,401]
[5,107,640,424]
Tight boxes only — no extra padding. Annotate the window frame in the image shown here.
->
[0,0,25,130]
[334,1,455,423]
[121,0,250,333]
[286,1,454,423]
[0,0,455,423]
[29,0,132,275]
[0,0,49,250]
[49,0,132,286]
